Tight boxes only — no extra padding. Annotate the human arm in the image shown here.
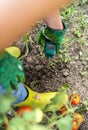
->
[0,0,73,52]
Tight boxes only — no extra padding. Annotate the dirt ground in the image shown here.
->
[14,1,88,130]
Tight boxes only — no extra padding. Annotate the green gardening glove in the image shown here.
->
[0,51,25,91]
[36,21,66,58]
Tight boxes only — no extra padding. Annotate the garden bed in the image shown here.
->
[14,1,88,130]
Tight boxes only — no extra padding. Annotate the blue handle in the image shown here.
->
[45,41,56,58]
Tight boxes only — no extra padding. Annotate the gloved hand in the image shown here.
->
[0,51,25,91]
[36,21,66,58]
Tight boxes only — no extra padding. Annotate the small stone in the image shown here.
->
[27,57,33,63]
[79,51,83,56]
[65,64,70,69]
[62,69,69,77]
[35,65,43,71]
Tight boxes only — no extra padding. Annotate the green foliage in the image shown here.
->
[7,109,45,130]
[79,0,88,6]
[22,108,43,123]
[56,115,73,130]
[0,94,14,114]
[77,100,88,113]
[22,33,30,43]
[36,28,45,50]
[84,100,88,107]
[73,27,81,38]
[61,4,75,20]
[43,89,68,112]
[0,84,87,130]
[20,33,30,59]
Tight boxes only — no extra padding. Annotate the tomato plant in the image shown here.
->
[72,120,79,130]
[73,113,83,124]
[70,93,80,105]
[0,85,86,130]
[17,106,33,116]
[60,105,67,115]
[4,123,8,129]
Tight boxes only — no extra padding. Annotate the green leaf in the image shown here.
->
[8,113,45,130]
[57,115,73,130]
[44,91,68,112]
[62,84,70,90]
[22,108,43,123]
[83,100,88,106]
[8,117,26,130]
[36,30,42,44]
[29,125,48,130]
[0,95,15,114]
[22,33,30,43]
[36,29,45,50]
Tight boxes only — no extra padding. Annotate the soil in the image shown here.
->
[14,2,88,130]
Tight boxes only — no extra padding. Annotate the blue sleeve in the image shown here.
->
[0,83,28,104]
